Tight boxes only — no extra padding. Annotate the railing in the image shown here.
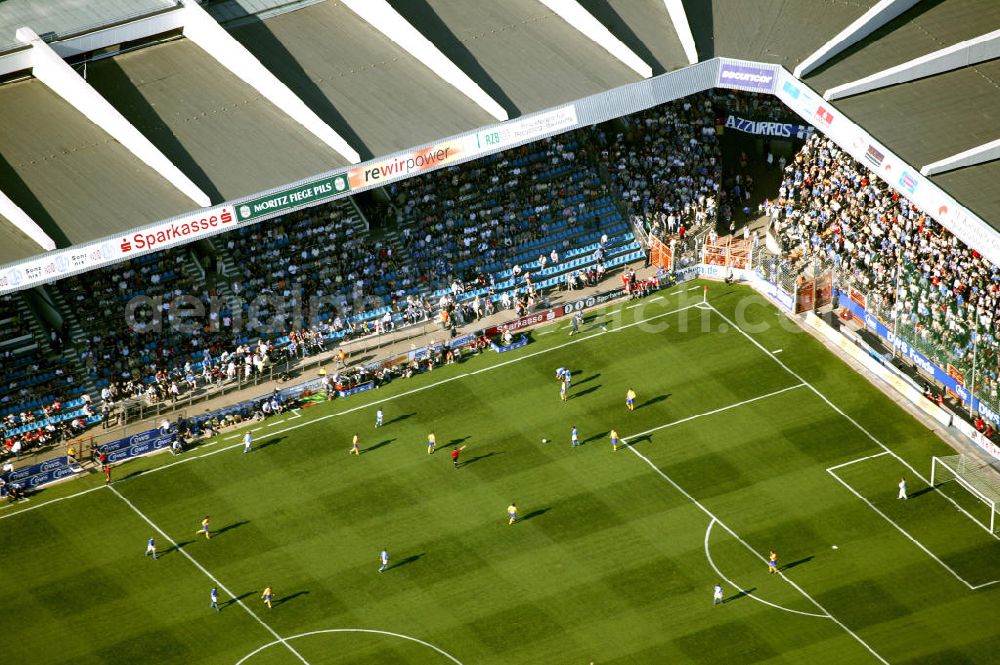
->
[834,269,1000,416]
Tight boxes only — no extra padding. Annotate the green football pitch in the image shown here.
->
[2,281,999,664]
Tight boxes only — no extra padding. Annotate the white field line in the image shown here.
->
[704,518,828,618]
[650,295,663,301]
[624,440,890,664]
[266,420,287,427]
[626,302,642,309]
[288,409,302,419]
[235,629,464,665]
[688,286,701,292]
[772,349,783,354]
[825,467,999,591]
[0,300,700,522]
[708,304,1000,543]
[108,485,310,665]
[622,383,805,441]
[826,451,889,473]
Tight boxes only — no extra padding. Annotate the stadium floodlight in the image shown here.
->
[931,455,1000,534]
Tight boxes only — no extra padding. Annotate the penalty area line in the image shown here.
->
[107,485,311,665]
[707,303,1000,543]
[825,467,999,591]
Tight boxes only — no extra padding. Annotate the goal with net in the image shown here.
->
[931,455,1000,534]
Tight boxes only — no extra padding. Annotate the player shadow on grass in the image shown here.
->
[164,539,195,555]
[520,507,550,522]
[581,430,610,446]
[461,451,504,467]
[572,385,602,399]
[256,436,285,451]
[723,587,756,603]
[214,520,250,537]
[574,373,600,386]
[364,438,396,454]
[388,553,424,570]
[907,485,937,499]
[273,590,309,606]
[637,394,671,410]
[224,591,257,608]
[447,437,470,447]
[384,413,415,426]
[780,556,813,572]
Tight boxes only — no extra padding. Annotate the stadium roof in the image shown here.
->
[0,0,997,267]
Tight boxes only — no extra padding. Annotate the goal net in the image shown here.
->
[931,455,1000,534]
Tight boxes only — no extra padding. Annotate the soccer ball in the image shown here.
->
[541,438,548,444]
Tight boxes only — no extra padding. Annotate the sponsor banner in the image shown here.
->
[562,285,634,315]
[468,106,578,152]
[951,416,1000,462]
[717,61,778,93]
[349,139,467,189]
[490,336,529,353]
[236,174,350,222]
[485,305,567,337]
[278,377,325,401]
[802,313,951,427]
[1,456,78,495]
[774,67,1000,270]
[119,206,236,254]
[99,427,176,463]
[835,289,999,426]
[675,266,699,283]
[0,206,234,295]
[450,334,476,349]
[758,278,794,311]
[723,115,813,139]
[338,381,375,398]
[698,264,752,282]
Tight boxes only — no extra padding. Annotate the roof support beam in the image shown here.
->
[921,139,1000,177]
[340,0,508,121]
[0,188,56,252]
[825,29,1000,100]
[178,0,361,164]
[537,0,653,78]
[794,0,921,79]
[663,0,698,65]
[14,26,211,209]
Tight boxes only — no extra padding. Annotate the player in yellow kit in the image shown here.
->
[768,550,778,574]
[195,516,211,539]
[427,432,436,454]
[350,433,360,456]
[610,429,621,452]
[560,380,567,402]
[261,586,273,609]
[507,502,518,525]
[626,388,637,411]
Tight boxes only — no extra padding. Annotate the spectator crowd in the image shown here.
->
[765,134,1000,411]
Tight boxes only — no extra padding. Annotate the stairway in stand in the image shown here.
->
[46,285,99,398]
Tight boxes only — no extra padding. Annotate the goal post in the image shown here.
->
[931,455,1000,534]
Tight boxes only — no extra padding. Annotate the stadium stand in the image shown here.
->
[766,134,1000,411]
[0,294,93,461]
[0,91,791,441]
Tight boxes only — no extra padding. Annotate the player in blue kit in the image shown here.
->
[376,409,383,427]
[145,537,158,560]
[210,587,220,612]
